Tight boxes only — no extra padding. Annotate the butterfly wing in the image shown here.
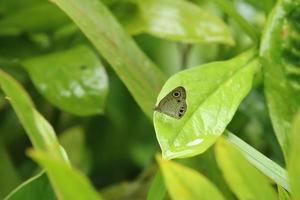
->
[155,86,187,119]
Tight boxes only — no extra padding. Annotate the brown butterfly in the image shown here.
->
[154,86,187,119]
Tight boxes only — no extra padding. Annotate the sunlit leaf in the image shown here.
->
[23,45,108,116]
[215,138,277,200]
[154,50,260,159]
[157,155,225,200]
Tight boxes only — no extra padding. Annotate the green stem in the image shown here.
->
[212,0,259,44]
[223,131,289,191]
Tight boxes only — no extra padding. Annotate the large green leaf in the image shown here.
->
[28,150,103,200]
[287,110,300,200]
[0,2,69,36]
[50,0,166,118]
[4,173,56,200]
[154,50,260,159]
[260,0,300,157]
[215,138,277,200]
[138,0,234,45]
[157,156,225,200]
[0,70,67,161]
[23,45,108,116]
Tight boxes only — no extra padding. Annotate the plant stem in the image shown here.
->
[178,43,193,69]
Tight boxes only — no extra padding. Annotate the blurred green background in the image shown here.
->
[0,0,286,199]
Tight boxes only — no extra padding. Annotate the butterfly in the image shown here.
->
[154,86,187,119]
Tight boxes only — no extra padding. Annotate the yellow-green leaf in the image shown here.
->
[215,138,277,200]
[157,156,225,200]
[28,150,103,200]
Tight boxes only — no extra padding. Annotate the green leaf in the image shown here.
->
[277,185,291,200]
[287,110,300,200]
[260,0,300,157]
[215,138,277,200]
[0,3,69,36]
[138,0,234,45]
[28,150,103,200]
[223,131,289,191]
[154,50,260,159]
[147,170,166,200]
[23,45,108,116]
[177,148,235,200]
[50,0,166,118]
[59,127,91,173]
[0,70,67,161]
[4,172,56,200]
[157,155,225,200]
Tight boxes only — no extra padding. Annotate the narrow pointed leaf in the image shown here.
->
[157,156,225,200]
[23,45,108,116]
[154,50,260,159]
[0,70,67,161]
[224,131,289,191]
[215,138,277,200]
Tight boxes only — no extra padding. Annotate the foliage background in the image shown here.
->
[0,0,299,199]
